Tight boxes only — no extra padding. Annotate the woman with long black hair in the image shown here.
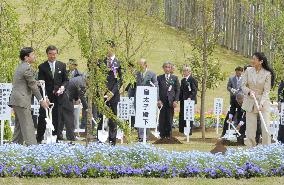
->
[241,52,275,147]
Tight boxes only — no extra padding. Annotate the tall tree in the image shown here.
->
[0,1,22,82]
[188,0,225,139]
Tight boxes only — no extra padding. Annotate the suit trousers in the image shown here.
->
[245,111,270,147]
[159,101,174,138]
[57,99,75,140]
[97,101,118,145]
[12,106,37,145]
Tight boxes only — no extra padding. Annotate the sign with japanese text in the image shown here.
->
[117,97,130,120]
[135,86,157,128]
[0,83,12,121]
[184,100,195,121]
[214,98,223,116]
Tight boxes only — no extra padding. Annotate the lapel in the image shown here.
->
[45,61,53,79]
[233,76,237,88]
[142,71,150,85]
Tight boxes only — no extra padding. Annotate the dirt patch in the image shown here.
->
[153,137,182,144]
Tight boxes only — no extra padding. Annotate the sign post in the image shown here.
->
[214,98,223,135]
[184,100,195,142]
[135,86,157,144]
[0,83,12,145]
[117,97,130,143]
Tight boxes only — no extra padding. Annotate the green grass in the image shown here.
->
[1,176,284,185]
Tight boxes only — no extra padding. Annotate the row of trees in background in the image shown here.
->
[164,0,284,85]
[2,0,283,140]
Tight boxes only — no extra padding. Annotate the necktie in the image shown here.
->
[51,62,55,78]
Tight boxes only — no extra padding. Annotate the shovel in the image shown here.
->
[97,114,109,143]
[38,80,56,144]
[252,93,269,134]
[151,105,162,138]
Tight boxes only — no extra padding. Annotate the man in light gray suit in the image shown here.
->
[134,58,158,141]
[9,47,49,145]
[227,66,243,124]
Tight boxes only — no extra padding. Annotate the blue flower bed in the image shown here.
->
[0,143,284,178]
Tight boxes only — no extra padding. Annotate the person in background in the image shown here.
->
[67,59,82,79]
[277,80,284,143]
[157,61,180,139]
[241,52,275,147]
[97,41,123,146]
[227,66,243,127]
[178,65,198,135]
[132,58,158,142]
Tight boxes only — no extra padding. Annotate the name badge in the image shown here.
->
[168,85,172,91]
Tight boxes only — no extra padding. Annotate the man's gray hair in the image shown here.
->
[162,61,172,67]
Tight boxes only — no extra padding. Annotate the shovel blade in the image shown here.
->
[151,131,160,138]
[98,130,108,142]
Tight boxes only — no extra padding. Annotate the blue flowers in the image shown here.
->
[0,143,284,178]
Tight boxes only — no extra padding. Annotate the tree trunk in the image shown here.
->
[85,0,96,145]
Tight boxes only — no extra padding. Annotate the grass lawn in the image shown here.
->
[1,176,284,185]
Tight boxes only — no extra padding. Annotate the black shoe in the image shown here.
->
[68,137,78,141]
[138,138,143,142]
[57,135,64,140]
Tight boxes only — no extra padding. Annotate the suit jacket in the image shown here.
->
[179,75,198,103]
[9,61,42,109]
[38,61,68,101]
[67,68,82,79]
[104,57,123,104]
[227,75,243,98]
[278,80,284,102]
[65,76,87,109]
[126,70,158,100]
[157,74,180,106]
[241,67,271,113]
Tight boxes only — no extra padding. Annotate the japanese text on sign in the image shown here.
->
[0,83,12,121]
[184,100,195,121]
[214,98,223,116]
[135,86,157,128]
[117,97,130,120]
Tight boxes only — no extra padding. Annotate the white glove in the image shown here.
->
[56,86,65,95]
[231,88,237,94]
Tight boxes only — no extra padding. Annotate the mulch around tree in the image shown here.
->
[152,137,182,144]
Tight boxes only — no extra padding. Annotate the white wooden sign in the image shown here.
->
[31,96,40,116]
[0,83,12,121]
[214,98,223,116]
[129,97,135,116]
[117,97,130,120]
[135,86,157,128]
[184,100,195,121]
[281,103,284,125]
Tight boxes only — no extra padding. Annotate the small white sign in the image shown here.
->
[31,96,40,116]
[135,86,157,128]
[0,83,12,121]
[184,100,195,121]
[129,97,135,116]
[214,98,223,116]
[117,97,130,120]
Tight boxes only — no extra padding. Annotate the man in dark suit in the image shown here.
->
[157,61,180,139]
[36,45,69,143]
[278,80,284,143]
[9,47,49,145]
[97,45,123,145]
[227,66,243,126]
[60,75,88,140]
[178,65,198,134]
